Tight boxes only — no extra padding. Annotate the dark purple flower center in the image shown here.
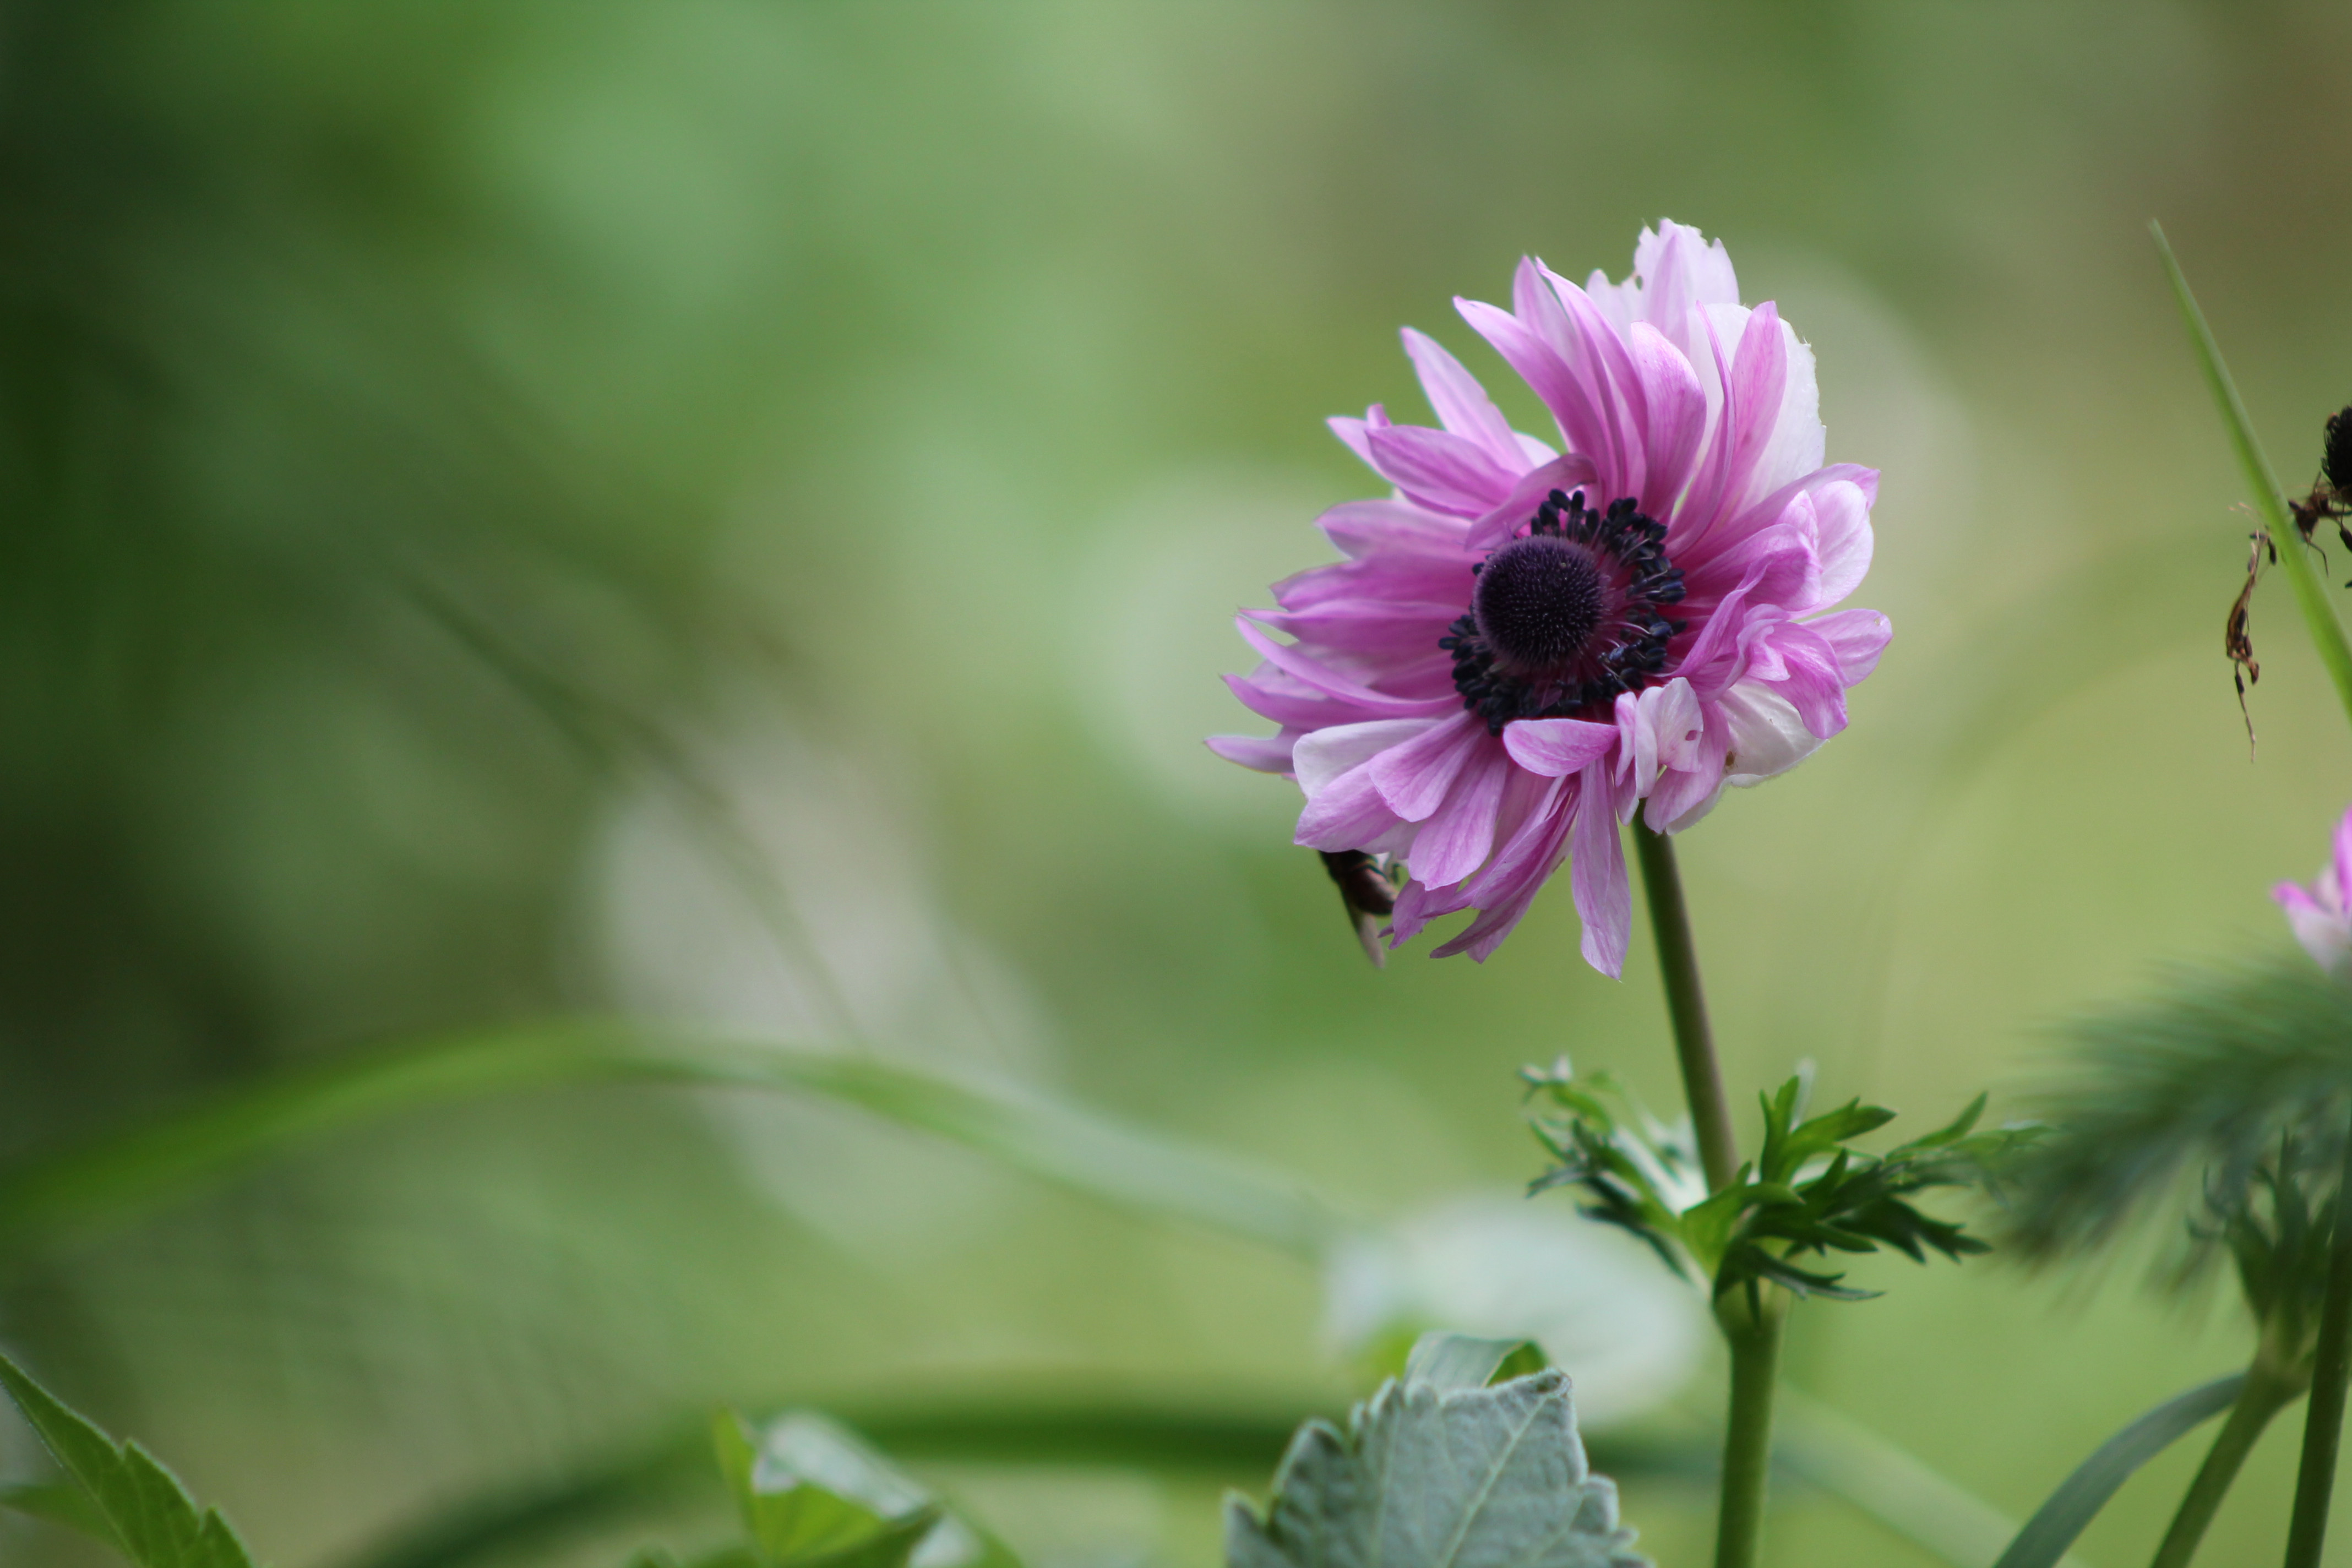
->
[1471,536,1606,672]
[1440,489,1687,734]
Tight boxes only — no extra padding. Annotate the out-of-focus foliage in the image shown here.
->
[6,1,2352,1566]
[2003,957,2352,1269]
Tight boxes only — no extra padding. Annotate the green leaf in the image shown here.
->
[1225,1365,1647,1568]
[712,1409,1013,1568]
[0,1022,1345,1270]
[2152,220,2352,728]
[0,1478,119,1544]
[1400,1332,1547,1390]
[1990,1374,2245,1568]
[0,1350,259,1568]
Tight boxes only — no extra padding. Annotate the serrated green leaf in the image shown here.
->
[0,1478,118,1544]
[1224,1368,1646,1568]
[1400,1333,1546,1390]
[0,1350,259,1568]
[715,1411,905,1568]
[712,1409,999,1568]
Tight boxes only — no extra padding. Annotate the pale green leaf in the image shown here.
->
[1400,1333,1546,1391]
[715,1409,986,1568]
[1224,1366,1646,1568]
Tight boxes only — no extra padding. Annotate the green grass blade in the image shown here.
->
[0,1022,1345,1266]
[2152,220,2352,730]
[1990,1373,2245,1568]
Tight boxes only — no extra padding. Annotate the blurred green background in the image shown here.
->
[7,1,2352,1564]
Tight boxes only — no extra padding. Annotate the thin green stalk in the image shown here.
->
[1632,820,1772,1567]
[1631,820,1739,1191]
[2284,1101,2352,1568]
[1715,1292,1787,1568]
[2153,221,2352,732]
[2150,1362,2299,1568]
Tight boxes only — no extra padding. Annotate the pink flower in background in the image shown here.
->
[2274,806,2352,972]
[1210,222,1889,973]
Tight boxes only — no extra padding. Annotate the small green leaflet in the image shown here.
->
[1528,1061,2030,1305]
[706,1409,1017,1568]
[1401,1332,1548,1391]
[1226,1331,1646,1568]
[0,1349,259,1567]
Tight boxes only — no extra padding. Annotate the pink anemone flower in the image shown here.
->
[1209,222,1890,974]
[2274,804,2352,973]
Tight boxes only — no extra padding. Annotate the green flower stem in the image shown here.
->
[2285,1102,2352,1568]
[1632,819,1773,1567]
[2149,1358,2301,1568]
[1715,1289,1788,1568]
[2153,221,2352,732]
[1631,820,1740,1192]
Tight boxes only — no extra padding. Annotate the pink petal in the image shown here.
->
[2332,809,2352,917]
[1697,464,1882,563]
[1254,598,1463,658]
[1718,683,1825,785]
[1807,479,1874,609]
[1635,222,1740,358]
[1672,306,1743,546]
[1570,763,1631,977]
[1406,748,1511,888]
[1293,719,1436,850]
[1315,498,1469,560]
[1430,778,1577,961]
[1295,718,1439,792]
[1326,405,1389,471]
[1804,607,1892,683]
[1626,322,1706,516]
[1665,570,1768,698]
[1504,716,1619,777]
[1205,731,1300,774]
[1646,743,1727,832]
[1614,679,1703,797]
[1457,772,1565,895]
[1364,422,1522,516]
[1546,267,1653,499]
[1464,451,1603,554]
[1457,292,1612,474]
[1755,623,1849,737]
[1402,328,1523,470]
[1719,303,1789,520]
[1276,551,1473,613]
[1235,618,1458,715]
[1369,710,1484,820]
[1689,492,1821,609]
